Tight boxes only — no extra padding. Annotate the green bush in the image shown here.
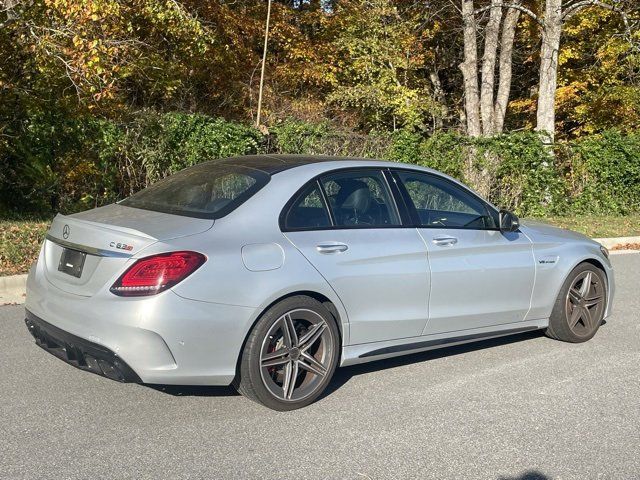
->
[566,130,640,215]
[385,130,563,217]
[386,130,467,179]
[269,119,333,155]
[132,112,263,181]
[269,118,390,158]
[0,111,263,216]
[0,111,97,216]
[1,112,639,219]
[478,132,564,217]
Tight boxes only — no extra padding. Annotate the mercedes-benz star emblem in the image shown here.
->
[62,224,70,239]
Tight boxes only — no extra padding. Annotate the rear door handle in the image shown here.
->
[432,236,458,247]
[316,243,349,254]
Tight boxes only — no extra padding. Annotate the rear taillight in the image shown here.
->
[110,251,206,297]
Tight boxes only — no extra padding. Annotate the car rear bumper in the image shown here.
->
[25,310,142,383]
[25,260,257,386]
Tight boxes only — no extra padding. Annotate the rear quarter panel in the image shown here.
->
[150,168,355,346]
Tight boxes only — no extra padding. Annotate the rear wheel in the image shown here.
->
[546,263,607,343]
[235,296,339,410]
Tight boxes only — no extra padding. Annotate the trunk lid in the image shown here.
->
[43,204,213,297]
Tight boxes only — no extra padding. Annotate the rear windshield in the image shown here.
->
[120,162,270,219]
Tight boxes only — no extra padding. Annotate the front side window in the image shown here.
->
[120,162,269,219]
[320,170,400,227]
[396,171,497,229]
[283,183,331,230]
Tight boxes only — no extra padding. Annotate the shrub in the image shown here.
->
[386,130,562,216]
[1,112,638,220]
[386,131,468,180]
[269,119,333,155]
[269,118,390,158]
[478,132,564,217]
[134,112,263,181]
[566,130,640,215]
[0,112,263,216]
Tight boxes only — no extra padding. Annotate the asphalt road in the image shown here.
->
[1,255,639,480]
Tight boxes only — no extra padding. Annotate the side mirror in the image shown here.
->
[499,209,520,232]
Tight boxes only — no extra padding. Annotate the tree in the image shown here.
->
[460,0,482,136]
[326,0,442,131]
[501,0,633,142]
[459,0,524,137]
[493,5,521,132]
[555,5,640,135]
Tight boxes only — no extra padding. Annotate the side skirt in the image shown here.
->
[340,318,549,367]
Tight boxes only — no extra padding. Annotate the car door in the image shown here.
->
[282,168,431,345]
[392,169,536,335]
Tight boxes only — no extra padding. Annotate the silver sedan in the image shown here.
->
[25,155,615,410]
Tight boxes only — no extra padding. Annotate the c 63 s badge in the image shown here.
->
[110,241,134,251]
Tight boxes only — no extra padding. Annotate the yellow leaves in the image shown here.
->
[18,0,223,114]
[555,3,640,136]
[559,46,580,66]
[509,98,536,114]
[555,82,587,107]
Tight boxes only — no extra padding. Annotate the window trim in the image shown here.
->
[382,169,414,225]
[279,167,409,232]
[389,168,501,231]
[315,179,336,226]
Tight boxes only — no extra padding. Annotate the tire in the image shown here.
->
[546,262,607,343]
[234,295,340,411]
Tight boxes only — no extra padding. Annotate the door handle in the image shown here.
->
[316,243,349,254]
[432,236,458,247]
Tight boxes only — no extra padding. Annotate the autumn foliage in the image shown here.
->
[0,0,639,218]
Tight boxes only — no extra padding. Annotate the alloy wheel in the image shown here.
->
[259,308,335,402]
[565,270,606,337]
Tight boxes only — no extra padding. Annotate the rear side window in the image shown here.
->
[284,183,331,230]
[120,162,269,219]
[320,170,400,227]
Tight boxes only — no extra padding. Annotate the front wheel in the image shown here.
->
[235,296,340,410]
[546,263,607,343]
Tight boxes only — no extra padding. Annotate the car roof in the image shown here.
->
[213,154,382,174]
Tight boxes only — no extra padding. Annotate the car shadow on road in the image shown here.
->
[145,384,239,397]
[146,330,546,399]
[498,471,551,480]
[321,329,545,399]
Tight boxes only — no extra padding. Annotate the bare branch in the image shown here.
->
[474,3,544,28]
[562,0,629,31]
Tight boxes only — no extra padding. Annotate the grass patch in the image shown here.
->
[1,220,50,276]
[524,215,640,238]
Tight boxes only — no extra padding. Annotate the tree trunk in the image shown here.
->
[536,0,562,143]
[429,69,448,129]
[479,0,503,136]
[460,0,482,137]
[493,3,520,133]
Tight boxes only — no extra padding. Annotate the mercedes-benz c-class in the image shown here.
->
[25,155,614,410]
